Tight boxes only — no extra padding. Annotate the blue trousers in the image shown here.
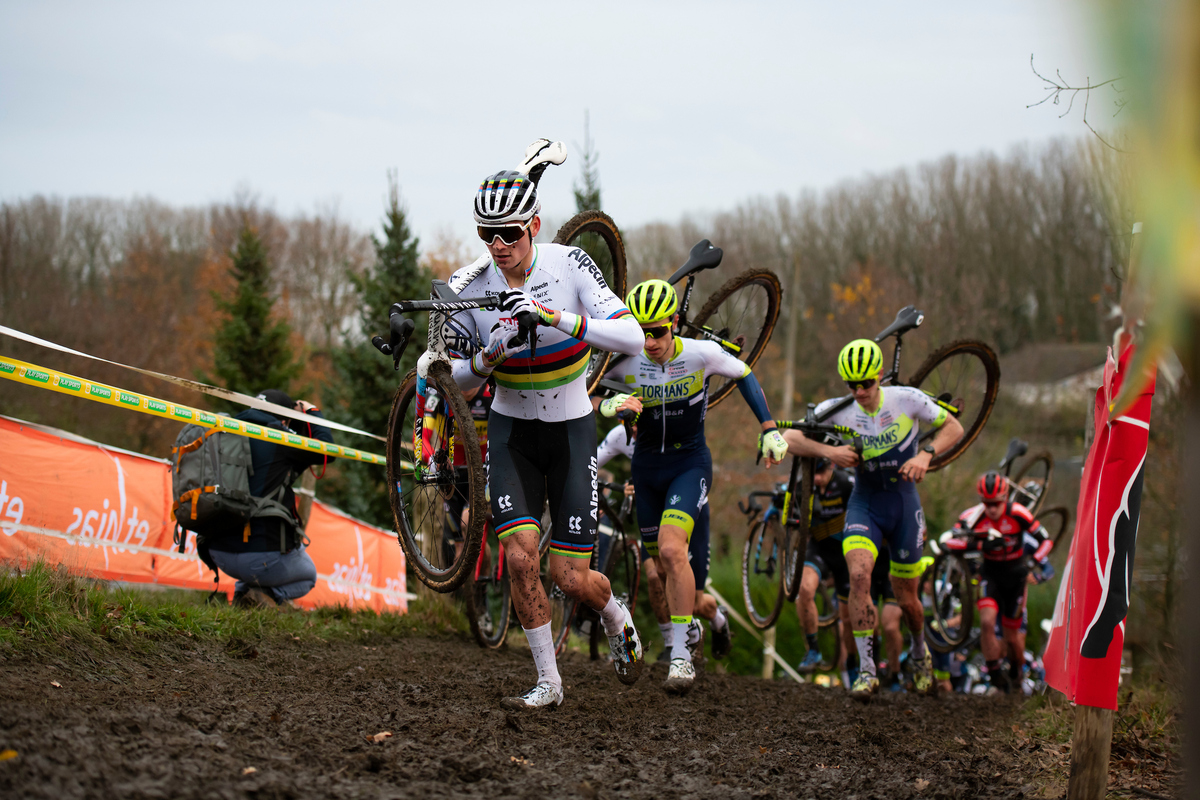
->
[209,545,317,602]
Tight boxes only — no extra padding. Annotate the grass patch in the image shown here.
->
[0,561,466,654]
[1023,681,1180,764]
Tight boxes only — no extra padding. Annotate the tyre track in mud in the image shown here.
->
[1,635,1041,799]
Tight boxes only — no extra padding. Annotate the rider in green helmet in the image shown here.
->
[771,337,963,697]
[595,278,786,695]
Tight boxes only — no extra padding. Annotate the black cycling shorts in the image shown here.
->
[978,558,1029,625]
[805,535,850,599]
[639,503,711,592]
[487,411,597,560]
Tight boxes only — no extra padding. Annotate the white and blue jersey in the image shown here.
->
[813,386,949,578]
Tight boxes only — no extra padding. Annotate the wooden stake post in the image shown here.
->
[1067,705,1113,799]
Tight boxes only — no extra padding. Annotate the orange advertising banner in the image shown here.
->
[0,416,407,612]
[0,416,172,582]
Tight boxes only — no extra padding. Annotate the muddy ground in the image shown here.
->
[0,633,1155,799]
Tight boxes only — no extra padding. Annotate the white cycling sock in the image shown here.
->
[711,606,728,632]
[524,622,561,689]
[841,669,852,689]
[659,622,674,646]
[670,618,692,661]
[853,631,877,678]
[599,592,626,637]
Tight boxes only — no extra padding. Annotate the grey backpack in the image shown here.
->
[171,421,299,569]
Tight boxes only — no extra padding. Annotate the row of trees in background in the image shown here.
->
[623,137,1132,409]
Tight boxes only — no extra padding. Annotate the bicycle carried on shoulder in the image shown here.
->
[597,238,782,409]
[371,196,638,592]
[740,413,861,628]
[738,305,999,627]
[922,437,1070,653]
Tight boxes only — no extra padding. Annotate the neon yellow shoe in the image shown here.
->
[850,673,880,698]
[912,649,937,696]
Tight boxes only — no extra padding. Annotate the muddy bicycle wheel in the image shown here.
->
[816,578,840,627]
[466,524,511,649]
[688,268,782,409]
[553,210,629,394]
[386,363,486,593]
[907,339,1000,470]
[742,517,786,629]
[1038,505,1072,548]
[1013,451,1054,516]
[923,552,976,653]
[784,459,814,601]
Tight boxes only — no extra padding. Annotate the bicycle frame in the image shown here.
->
[473,525,505,583]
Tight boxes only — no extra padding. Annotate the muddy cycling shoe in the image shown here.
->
[233,588,278,609]
[500,682,563,711]
[850,673,880,699]
[656,648,672,664]
[606,598,644,685]
[797,649,824,673]
[710,609,732,660]
[910,650,937,696]
[663,658,696,695]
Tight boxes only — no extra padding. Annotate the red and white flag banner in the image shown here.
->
[1043,341,1156,710]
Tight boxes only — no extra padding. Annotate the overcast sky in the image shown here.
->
[0,2,1103,246]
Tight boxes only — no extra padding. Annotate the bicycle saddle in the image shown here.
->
[517,139,567,184]
[666,239,723,285]
[1000,438,1028,470]
[431,279,461,302]
[874,305,924,341]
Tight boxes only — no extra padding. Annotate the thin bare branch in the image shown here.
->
[1027,54,1128,152]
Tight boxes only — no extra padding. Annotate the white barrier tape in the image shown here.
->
[0,324,385,442]
[0,353,393,466]
[3,521,417,603]
[705,579,805,684]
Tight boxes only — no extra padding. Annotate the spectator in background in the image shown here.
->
[207,389,334,608]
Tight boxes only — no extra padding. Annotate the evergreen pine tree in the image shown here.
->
[324,175,432,526]
[206,225,301,407]
[570,112,614,285]
[573,111,602,212]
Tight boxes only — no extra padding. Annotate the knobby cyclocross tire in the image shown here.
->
[1039,505,1072,548]
[814,580,840,669]
[1013,451,1054,516]
[465,524,511,649]
[552,210,629,395]
[742,517,786,629]
[924,552,976,653]
[785,458,814,601]
[386,363,486,593]
[816,580,839,627]
[906,339,1000,470]
[690,268,782,409]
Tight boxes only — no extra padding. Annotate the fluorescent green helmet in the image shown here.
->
[837,339,883,382]
[626,279,678,324]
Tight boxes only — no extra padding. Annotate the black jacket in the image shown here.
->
[209,408,334,553]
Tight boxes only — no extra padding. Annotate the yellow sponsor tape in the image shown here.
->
[0,354,395,467]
